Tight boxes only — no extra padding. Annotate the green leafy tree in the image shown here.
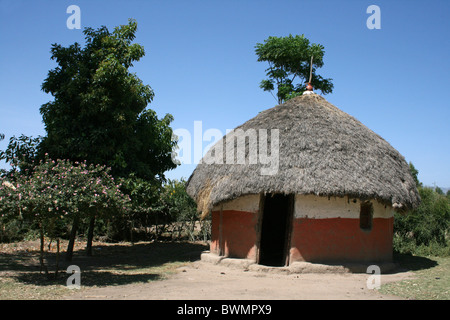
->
[408,162,422,187]
[0,134,42,175]
[39,19,177,181]
[152,179,201,241]
[394,187,449,251]
[116,173,160,242]
[255,34,333,104]
[394,162,450,255]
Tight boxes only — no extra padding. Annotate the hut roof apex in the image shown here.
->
[186,94,420,215]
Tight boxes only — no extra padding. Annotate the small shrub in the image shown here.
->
[393,186,450,256]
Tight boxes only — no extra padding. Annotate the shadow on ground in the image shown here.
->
[392,252,438,272]
[1,242,440,289]
[0,241,208,288]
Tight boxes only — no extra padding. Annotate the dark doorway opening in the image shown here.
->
[258,193,294,267]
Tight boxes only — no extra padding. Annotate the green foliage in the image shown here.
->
[0,135,42,175]
[394,163,450,256]
[408,162,422,187]
[126,178,208,242]
[0,157,130,227]
[255,34,333,104]
[151,179,197,239]
[435,186,444,195]
[156,179,197,222]
[106,173,160,241]
[159,179,209,241]
[0,157,131,273]
[121,173,159,216]
[38,19,177,180]
[0,219,26,243]
[90,177,206,242]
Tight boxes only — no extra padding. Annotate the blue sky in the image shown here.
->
[0,0,449,187]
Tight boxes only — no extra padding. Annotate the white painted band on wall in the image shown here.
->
[213,193,395,220]
[293,195,394,219]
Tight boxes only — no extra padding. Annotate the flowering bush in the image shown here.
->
[0,156,131,277]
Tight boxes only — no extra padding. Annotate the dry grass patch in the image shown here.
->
[380,254,450,300]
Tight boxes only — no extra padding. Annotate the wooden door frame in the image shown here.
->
[255,193,265,264]
[283,194,295,266]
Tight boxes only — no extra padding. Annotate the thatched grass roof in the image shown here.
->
[186,94,420,215]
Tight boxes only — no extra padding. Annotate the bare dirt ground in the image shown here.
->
[1,240,418,300]
[67,259,414,300]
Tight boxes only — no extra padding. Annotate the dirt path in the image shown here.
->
[66,260,413,300]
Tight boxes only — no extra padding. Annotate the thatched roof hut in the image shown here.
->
[186,93,420,266]
[187,94,419,213]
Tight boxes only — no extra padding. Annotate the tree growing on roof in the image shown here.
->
[255,34,333,104]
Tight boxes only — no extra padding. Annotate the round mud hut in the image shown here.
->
[186,92,420,267]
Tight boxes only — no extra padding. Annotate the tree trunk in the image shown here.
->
[39,226,48,276]
[54,238,60,279]
[66,215,80,261]
[130,219,134,244]
[86,215,95,256]
[189,219,196,242]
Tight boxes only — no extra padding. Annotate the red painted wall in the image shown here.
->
[211,210,258,260]
[210,209,394,264]
[289,217,394,263]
